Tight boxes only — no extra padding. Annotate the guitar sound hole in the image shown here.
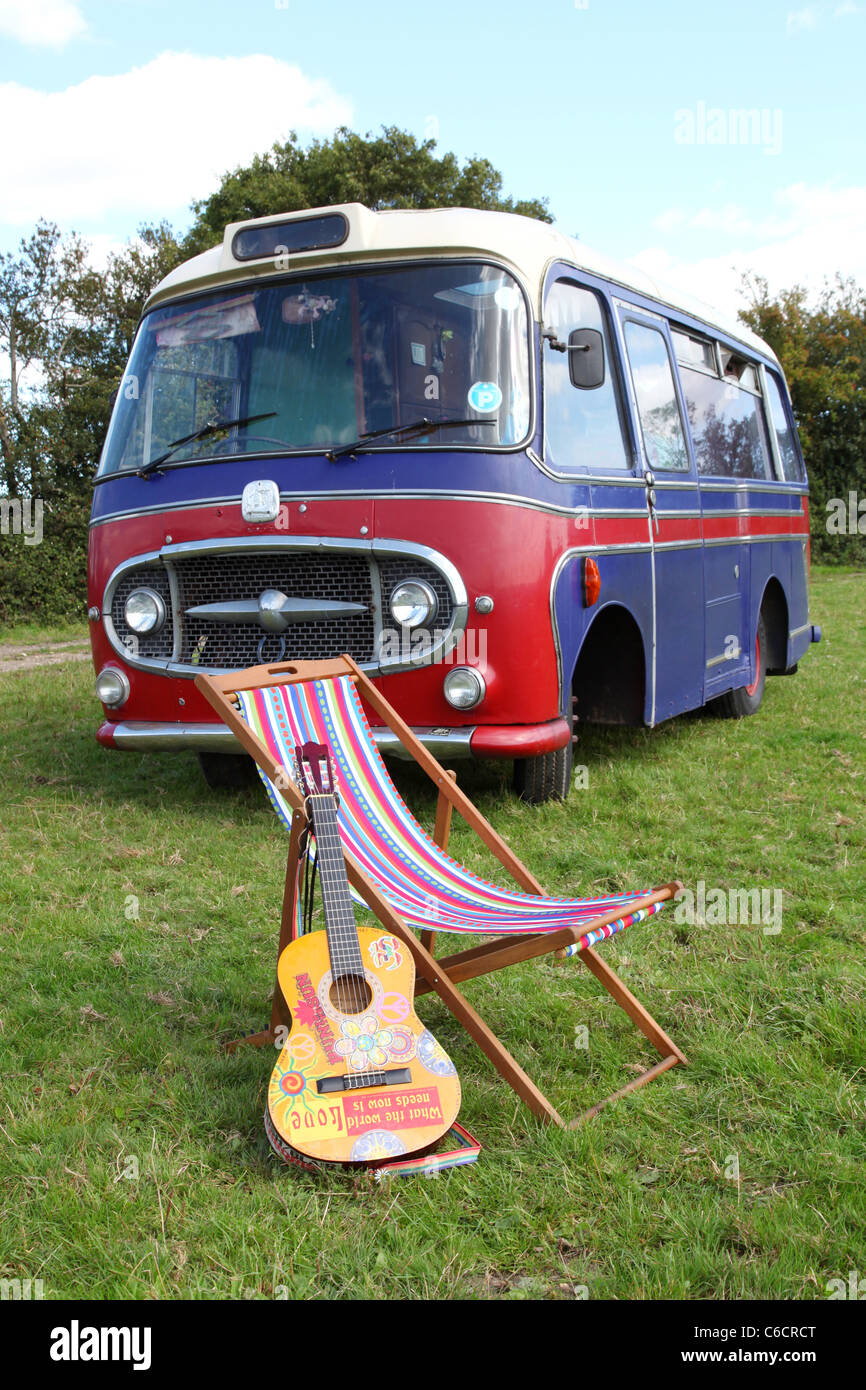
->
[329,974,373,1016]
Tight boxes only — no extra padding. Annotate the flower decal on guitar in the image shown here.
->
[333,1016,419,1069]
[334,1015,394,1070]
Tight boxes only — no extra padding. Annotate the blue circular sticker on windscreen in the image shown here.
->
[467,380,503,413]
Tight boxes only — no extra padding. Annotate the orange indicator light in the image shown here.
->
[582,556,601,607]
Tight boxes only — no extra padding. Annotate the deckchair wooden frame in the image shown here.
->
[195,656,687,1127]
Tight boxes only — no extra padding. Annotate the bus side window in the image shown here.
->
[675,337,772,481]
[543,280,629,471]
[764,370,804,481]
[623,321,689,472]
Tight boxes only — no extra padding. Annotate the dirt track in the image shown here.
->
[0,640,91,672]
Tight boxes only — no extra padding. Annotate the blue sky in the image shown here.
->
[1,0,864,316]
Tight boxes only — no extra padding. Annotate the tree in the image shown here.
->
[739,274,866,562]
[185,126,552,255]
[0,221,184,500]
[31,222,185,496]
[1,127,552,623]
[0,222,185,623]
[0,221,97,497]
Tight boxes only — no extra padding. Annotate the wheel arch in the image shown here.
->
[757,575,790,674]
[569,601,648,726]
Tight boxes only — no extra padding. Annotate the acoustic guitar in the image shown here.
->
[265,740,461,1167]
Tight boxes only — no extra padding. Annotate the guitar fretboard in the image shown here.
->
[307,794,367,983]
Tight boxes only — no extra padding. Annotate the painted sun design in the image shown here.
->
[279,1071,306,1096]
[269,1056,317,1121]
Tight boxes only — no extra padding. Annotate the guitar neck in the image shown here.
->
[307,794,365,979]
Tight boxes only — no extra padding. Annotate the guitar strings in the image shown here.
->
[308,789,367,1020]
[320,795,366,1018]
[297,751,376,1071]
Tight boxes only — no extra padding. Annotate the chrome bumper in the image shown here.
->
[105,720,476,760]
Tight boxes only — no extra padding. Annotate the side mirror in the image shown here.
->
[568,328,605,389]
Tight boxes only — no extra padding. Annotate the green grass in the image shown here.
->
[1,568,863,1300]
[0,619,89,647]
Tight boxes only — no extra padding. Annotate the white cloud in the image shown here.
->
[0,0,85,48]
[82,233,136,270]
[787,1,862,28]
[654,204,757,238]
[0,52,353,229]
[631,183,866,321]
[786,6,820,32]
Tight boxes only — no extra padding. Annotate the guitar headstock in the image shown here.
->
[294,741,337,799]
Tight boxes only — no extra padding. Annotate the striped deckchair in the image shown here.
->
[197,656,687,1127]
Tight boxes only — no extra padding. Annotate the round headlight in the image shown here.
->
[125,587,166,635]
[389,579,438,629]
[95,667,130,708]
[443,667,486,710]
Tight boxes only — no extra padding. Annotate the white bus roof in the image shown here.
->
[145,203,777,363]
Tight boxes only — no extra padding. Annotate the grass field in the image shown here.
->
[1,567,863,1301]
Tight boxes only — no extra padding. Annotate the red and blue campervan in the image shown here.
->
[88,205,820,801]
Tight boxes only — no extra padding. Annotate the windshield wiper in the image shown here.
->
[137,411,278,478]
[326,416,495,462]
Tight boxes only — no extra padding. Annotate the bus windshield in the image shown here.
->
[97,260,532,477]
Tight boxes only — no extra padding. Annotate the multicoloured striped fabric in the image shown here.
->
[370,1122,481,1182]
[237,675,666,947]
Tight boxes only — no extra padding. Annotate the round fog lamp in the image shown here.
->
[389,579,438,629]
[443,667,486,711]
[125,587,166,635]
[95,667,130,709]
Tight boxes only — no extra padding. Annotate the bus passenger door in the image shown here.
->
[542,275,654,726]
[616,308,705,724]
[699,488,750,695]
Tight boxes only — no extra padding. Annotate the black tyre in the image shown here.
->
[196,751,259,790]
[512,738,573,803]
[712,614,767,719]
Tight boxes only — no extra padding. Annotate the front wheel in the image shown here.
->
[712,614,767,719]
[512,738,573,803]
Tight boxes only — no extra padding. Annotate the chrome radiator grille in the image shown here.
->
[175,551,376,667]
[107,544,457,673]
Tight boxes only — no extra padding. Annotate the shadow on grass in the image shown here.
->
[14,708,731,830]
[9,661,733,829]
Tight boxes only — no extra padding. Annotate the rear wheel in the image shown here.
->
[712,614,767,719]
[196,751,259,790]
[512,737,573,803]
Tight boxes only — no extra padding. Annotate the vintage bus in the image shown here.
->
[88,204,820,801]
